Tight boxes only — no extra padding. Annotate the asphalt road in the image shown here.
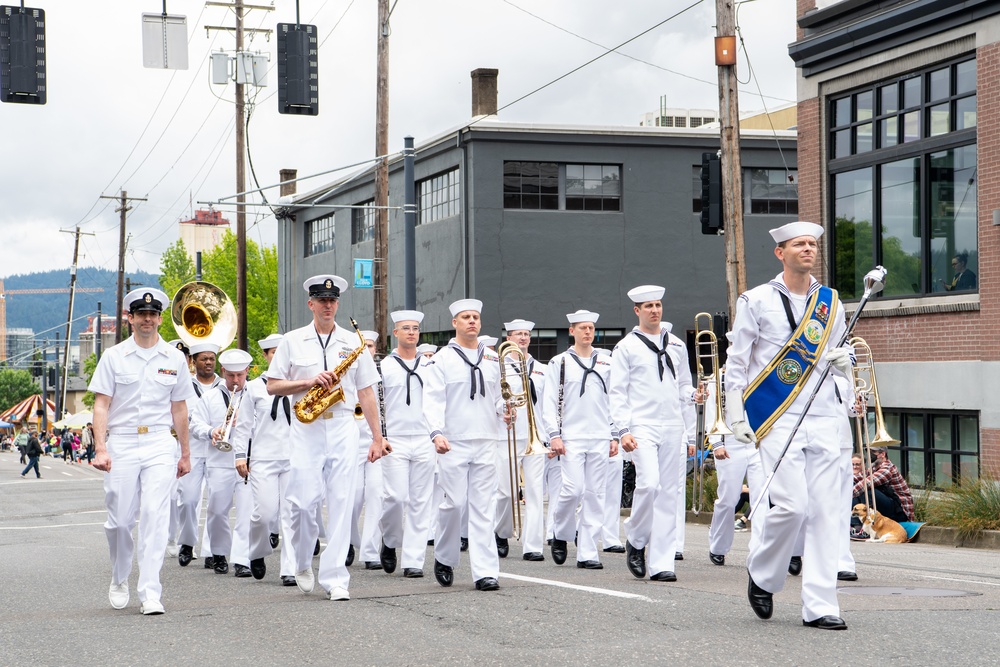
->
[2,450,1000,667]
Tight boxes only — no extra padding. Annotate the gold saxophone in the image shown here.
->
[293,318,367,424]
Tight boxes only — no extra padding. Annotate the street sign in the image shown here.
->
[354,259,373,289]
[141,13,188,70]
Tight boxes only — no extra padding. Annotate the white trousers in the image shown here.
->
[674,443,687,555]
[176,456,209,552]
[552,439,606,563]
[351,447,383,563]
[205,466,252,566]
[494,441,546,555]
[434,438,499,582]
[103,433,175,603]
[248,459,296,576]
[544,455,562,541]
[624,425,684,575]
[746,415,847,621]
[601,453,623,549]
[379,434,435,569]
[286,414,358,593]
[838,450,856,572]
[708,441,765,556]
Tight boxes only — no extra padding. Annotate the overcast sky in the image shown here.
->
[0,0,799,282]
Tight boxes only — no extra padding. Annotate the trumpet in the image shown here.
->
[497,341,546,541]
[692,313,732,515]
[214,387,245,453]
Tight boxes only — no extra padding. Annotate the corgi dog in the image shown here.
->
[852,503,908,544]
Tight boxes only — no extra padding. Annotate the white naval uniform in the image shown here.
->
[610,323,697,577]
[176,376,222,557]
[494,355,547,556]
[89,336,194,605]
[229,375,296,577]
[834,375,857,575]
[542,349,616,564]
[424,341,504,583]
[191,385,252,567]
[600,451,624,549]
[351,409,384,564]
[378,351,436,570]
[727,273,850,622]
[268,322,381,595]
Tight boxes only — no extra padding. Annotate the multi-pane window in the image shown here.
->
[877,410,979,488]
[691,167,798,215]
[504,162,621,212]
[305,214,334,257]
[830,57,977,299]
[417,168,460,225]
[351,200,375,244]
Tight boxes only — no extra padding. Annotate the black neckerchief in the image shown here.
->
[568,350,606,396]
[450,344,485,400]
[315,327,335,370]
[389,353,423,405]
[511,357,538,404]
[631,331,676,380]
[778,293,799,331]
[262,377,291,424]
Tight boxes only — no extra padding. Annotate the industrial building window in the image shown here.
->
[504,162,621,212]
[305,214,334,257]
[829,56,977,300]
[747,168,798,214]
[417,168,460,225]
[876,409,979,488]
[351,200,375,244]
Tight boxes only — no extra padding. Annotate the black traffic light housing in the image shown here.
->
[277,23,318,116]
[700,152,722,235]
[0,5,46,105]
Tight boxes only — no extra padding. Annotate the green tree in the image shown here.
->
[0,368,38,414]
[80,353,98,409]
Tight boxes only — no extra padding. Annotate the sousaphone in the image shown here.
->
[171,281,238,351]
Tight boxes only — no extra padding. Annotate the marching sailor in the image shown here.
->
[351,330,386,570]
[90,288,194,615]
[726,221,852,630]
[611,286,699,583]
[543,310,617,570]
[596,348,625,554]
[165,339,190,559]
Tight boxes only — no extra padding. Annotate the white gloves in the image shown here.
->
[731,420,757,444]
[826,347,852,375]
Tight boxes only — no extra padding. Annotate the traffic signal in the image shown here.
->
[0,5,46,105]
[277,23,318,116]
[700,152,722,235]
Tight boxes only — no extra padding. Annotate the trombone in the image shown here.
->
[692,313,732,515]
[849,336,899,527]
[497,341,546,541]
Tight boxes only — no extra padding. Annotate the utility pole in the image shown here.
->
[205,1,273,352]
[373,0,390,355]
[716,0,747,319]
[59,226,95,412]
[100,191,146,342]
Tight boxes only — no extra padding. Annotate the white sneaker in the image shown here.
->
[328,586,350,601]
[295,567,315,594]
[165,540,179,558]
[109,582,129,610]
[140,599,165,615]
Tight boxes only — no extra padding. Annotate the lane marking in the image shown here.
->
[0,479,101,486]
[920,574,1000,588]
[61,471,72,476]
[0,522,105,531]
[501,572,654,601]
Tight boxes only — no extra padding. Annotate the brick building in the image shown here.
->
[790,0,1000,486]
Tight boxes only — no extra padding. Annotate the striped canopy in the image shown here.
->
[1,394,56,425]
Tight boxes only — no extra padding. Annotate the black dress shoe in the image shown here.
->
[551,539,568,565]
[204,556,215,569]
[269,533,280,549]
[380,541,397,574]
[313,539,321,557]
[250,558,266,580]
[213,555,229,575]
[281,575,297,586]
[837,570,858,582]
[495,534,509,559]
[803,615,848,630]
[460,537,469,552]
[522,552,544,562]
[178,545,193,567]
[233,564,251,578]
[365,561,384,571]
[577,560,604,570]
[427,539,435,546]
[747,574,773,620]
[547,538,553,546]
[475,577,500,591]
[603,545,626,553]
[345,544,355,567]
[625,541,646,579]
[788,556,803,576]
[649,571,677,582]
[675,552,684,561]
[403,568,423,578]
[710,552,725,566]
[434,559,453,587]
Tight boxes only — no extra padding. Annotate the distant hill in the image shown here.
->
[2,267,161,342]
